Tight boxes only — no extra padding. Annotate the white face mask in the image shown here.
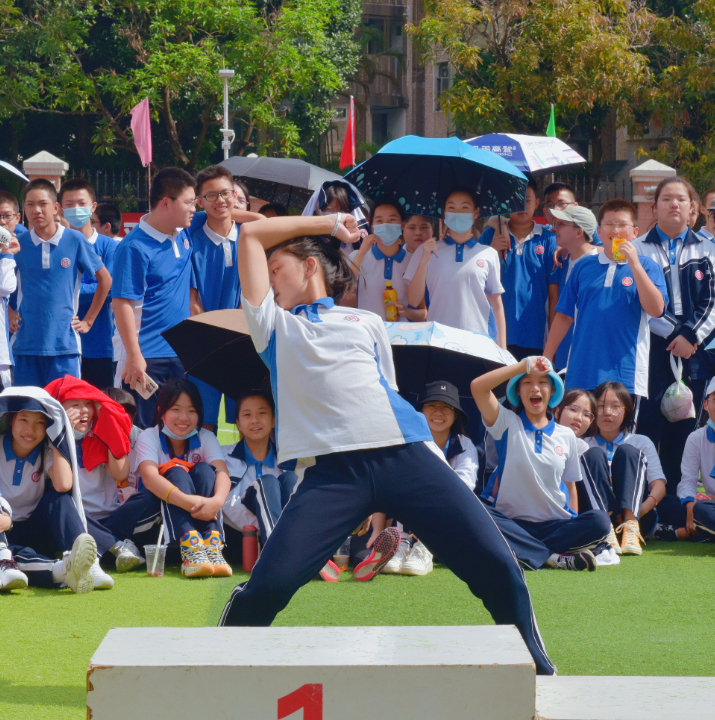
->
[373,223,402,246]
[444,212,474,234]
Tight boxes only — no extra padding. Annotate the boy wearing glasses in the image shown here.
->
[112,167,197,428]
[544,200,668,401]
[543,182,603,247]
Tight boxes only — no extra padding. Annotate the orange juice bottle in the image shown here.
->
[384,282,398,321]
[612,236,627,262]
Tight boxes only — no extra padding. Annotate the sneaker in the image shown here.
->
[618,519,644,555]
[400,541,433,576]
[203,531,232,577]
[90,560,115,589]
[554,549,597,571]
[113,539,144,573]
[650,523,679,542]
[0,545,28,591]
[180,531,214,578]
[319,559,341,582]
[354,527,400,582]
[383,537,412,575]
[606,527,622,555]
[61,533,97,594]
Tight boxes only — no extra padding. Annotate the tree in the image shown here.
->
[0,0,360,170]
[408,0,655,176]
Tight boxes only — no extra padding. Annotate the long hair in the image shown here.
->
[555,388,597,438]
[593,381,635,434]
[154,378,204,430]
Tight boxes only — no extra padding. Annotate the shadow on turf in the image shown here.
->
[0,678,84,708]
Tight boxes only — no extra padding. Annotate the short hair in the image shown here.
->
[102,386,137,419]
[58,177,96,204]
[0,190,20,213]
[702,188,715,208]
[593,381,635,434]
[236,389,275,417]
[441,186,480,213]
[527,178,538,193]
[543,182,575,200]
[154,378,204,429]
[95,203,122,235]
[195,165,234,195]
[370,199,405,223]
[555,388,597,438]
[149,167,196,210]
[232,178,252,211]
[597,199,638,224]
[23,178,57,203]
[259,202,289,217]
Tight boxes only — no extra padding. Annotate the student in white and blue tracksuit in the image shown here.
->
[217,212,555,675]
[472,357,611,572]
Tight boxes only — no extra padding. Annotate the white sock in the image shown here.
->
[545,553,560,568]
[0,544,11,561]
[51,559,65,584]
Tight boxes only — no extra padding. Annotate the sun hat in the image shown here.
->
[506,358,564,409]
[550,205,597,241]
[417,380,468,424]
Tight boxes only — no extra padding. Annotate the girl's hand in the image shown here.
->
[667,334,697,359]
[530,356,553,377]
[0,511,11,533]
[65,406,81,430]
[491,225,511,260]
[366,524,383,548]
[190,496,221,522]
[8,307,20,334]
[686,502,697,536]
[2,237,20,255]
[421,238,437,262]
[386,300,404,315]
[334,213,361,246]
[356,515,372,536]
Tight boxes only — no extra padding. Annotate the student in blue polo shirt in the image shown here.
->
[112,168,196,429]
[13,179,111,388]
[471,356,611,572]
[217,211,556,676]
[0,191,22,391]
[59,178,117,390]
[188,165,244,430]
[544,200,668,400]
[480,179,561,359]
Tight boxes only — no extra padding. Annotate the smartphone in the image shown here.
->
[134,373,159,400]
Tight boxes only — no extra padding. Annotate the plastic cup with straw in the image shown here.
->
[146,523,166,577]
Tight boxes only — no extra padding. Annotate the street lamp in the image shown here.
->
[219,69,235,160]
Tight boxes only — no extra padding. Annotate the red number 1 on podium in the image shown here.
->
[277,683,323,719]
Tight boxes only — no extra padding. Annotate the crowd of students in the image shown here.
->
[0,165,713,662]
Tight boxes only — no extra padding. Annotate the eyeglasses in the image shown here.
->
[198,189,236,203]
[597,403,624,414]
[563,404,595,422]
[170,197,197,208]
[551,221,578,230]
[423,403,455,414]
[235,197,248,206]
[0,213,18,223]
[544,201,576,211]
[600,222,634,231]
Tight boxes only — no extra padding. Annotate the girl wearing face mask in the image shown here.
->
[405,188,506,346]
[346,202,426,321]
[136,379,231,579]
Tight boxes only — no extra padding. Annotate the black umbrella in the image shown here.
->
[161,310,269,401]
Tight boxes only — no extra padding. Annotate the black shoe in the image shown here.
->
[651,523,678,542]
[555,549,597,571]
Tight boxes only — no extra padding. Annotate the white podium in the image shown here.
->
[87,625,536,720]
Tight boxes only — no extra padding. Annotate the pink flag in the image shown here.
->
[130,98,153,167]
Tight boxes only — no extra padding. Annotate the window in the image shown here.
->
[435,62,452,112]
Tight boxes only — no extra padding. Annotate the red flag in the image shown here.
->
[130,97,153,167]
[339,96,355,170]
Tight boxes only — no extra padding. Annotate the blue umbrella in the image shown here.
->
[344,135,528,218]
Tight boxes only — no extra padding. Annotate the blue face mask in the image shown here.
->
[444,212,474,234]
[373,223,402,246]
[708,419,715,433]
[74,428,89,441]
[161,425,199,442]
[63,207,94,229]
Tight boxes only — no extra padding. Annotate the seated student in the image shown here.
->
[0,387,99,593]
[103,387,142,503]
[650,376,715,542]
[46,376,159,576]
[0,491,28,590]
[405,188,506,344]
[544,199,668,401]
[346,201,425,322]
[542,182,603,246]
[479,179,561,360]
[136,378,232,578]
[471,356,611,572]
[259,203,289,218]
[579,382,666,556]
[401,214,434,256]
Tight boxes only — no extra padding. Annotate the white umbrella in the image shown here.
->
[0,160,29,182]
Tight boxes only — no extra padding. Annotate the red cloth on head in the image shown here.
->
[45,375,132,471]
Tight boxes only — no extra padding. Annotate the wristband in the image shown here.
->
[331,212,342,237]
[165,485,176,503]
[526,356,532,375]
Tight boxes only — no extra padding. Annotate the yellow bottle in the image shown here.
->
[612,236,627,262]
[384,281,398,321]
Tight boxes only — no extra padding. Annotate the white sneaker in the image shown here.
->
[399,541,433,576]
[61,534,96,594]
[90,560,115,589]
[382,538,412,574]
[0,543,28,590]
[113,539,144,573]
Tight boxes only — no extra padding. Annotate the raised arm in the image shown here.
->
[543,313,574,362]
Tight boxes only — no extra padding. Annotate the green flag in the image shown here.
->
[546,104,556,137]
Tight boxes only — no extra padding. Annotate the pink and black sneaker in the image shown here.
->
[354,527,401,582]
[319,559,341,582]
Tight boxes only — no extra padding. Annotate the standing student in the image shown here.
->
[401,214,434,255]
[404,188,506,344]
[217,211,556,676]
[701,190,715,241]
[189,165,244,430]
[472,356,611,572]
[544,200,668,399]
[59,178,117,390]
[479,180,560,359]
[542,182,602,247]
[91,203,123,241]
[13,180,111,388]
[346,202,425,322]
[112,168,196,428]
[633,177,715,495]
[0,191,21,391]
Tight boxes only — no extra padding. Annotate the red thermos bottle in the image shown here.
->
[242,525,259,573]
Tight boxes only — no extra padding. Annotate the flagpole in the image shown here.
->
[219,69,235,160]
